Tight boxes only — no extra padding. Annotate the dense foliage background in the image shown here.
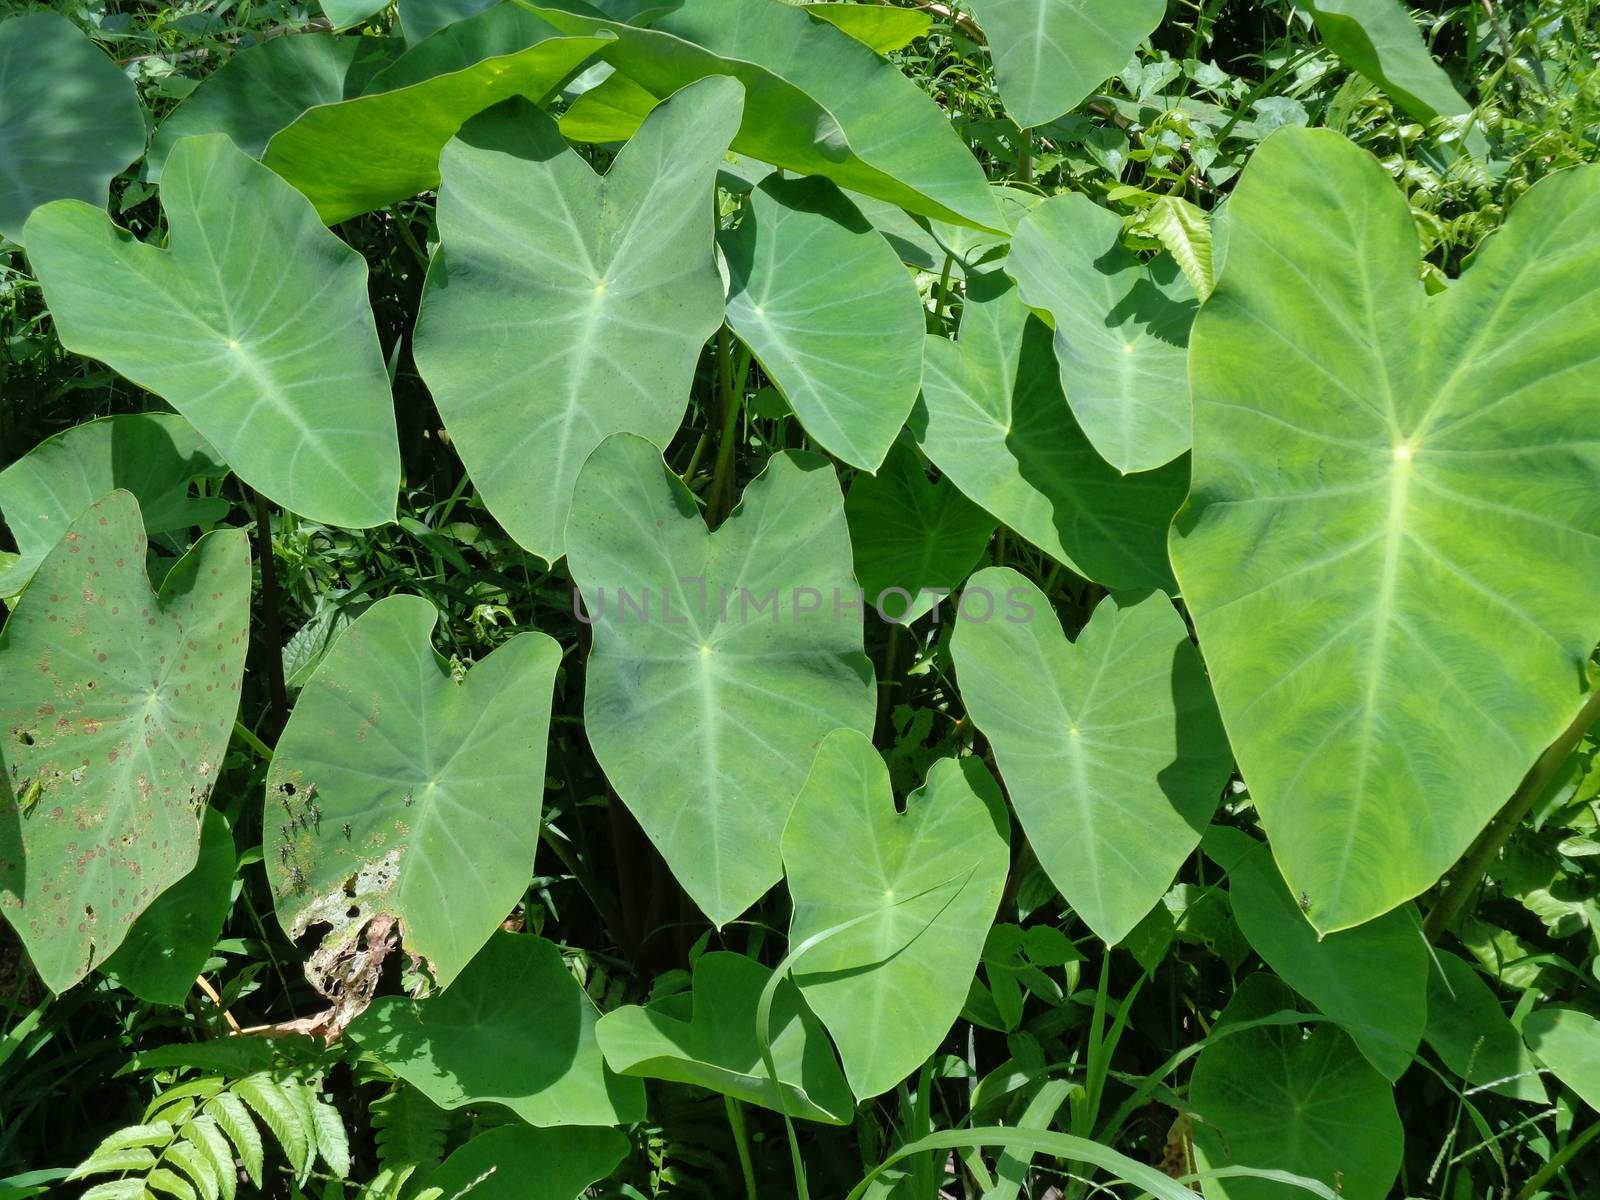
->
[1,1,1599,1198]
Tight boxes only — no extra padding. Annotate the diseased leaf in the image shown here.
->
[25,135,401,529]
[414,78,743,562]
[422,1126,628,1200]
[0,492,249,993]
[1172,128,1600,932]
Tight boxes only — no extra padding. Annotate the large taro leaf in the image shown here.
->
[595,951,854,1123]
[263,6,614,223]
[265,595,559,990]
[1190,974,1404,1200]
[413,79,742,563]
[1171,128,1600,933]
[952,571,1232,945]
[423,1126,628,1200]
[781,730,1009,1099]
[721,175,925,471]
[100,807,235,1007]
[0,414,229,602]
[347,932,645,1126]
[24,135,401,530]
[1523,1007,1600,1110]
[1424,949,1546,1103]
[1006,192,1196,474]
[0,492,250,993]
[844,435,995,626]
[0,13,144,243]
[1219,837,1426,1081]
[1299,0,1471,124]
[398,0,497,43]
[526,0,1004,230]
[568,434,875,925]
[912,268,1187,592]
[803,3,932,53]
[964,0,1165,129]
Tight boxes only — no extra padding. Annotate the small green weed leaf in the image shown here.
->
[421,1126,628,1200]
[952,572,1231,944]
[0,415,229,601]
[964,0,1165,129]
[1190,974,1403,1200]
[25,136,400,529]
[414,77,742,562]
[264,7,613,223]
[1007,192,1197,473]
[596,950,853,1123]
[1299,0,1471,123]
[1222,838,1425,1081]
[1523,1007,1600,1110]
[348,932,645,1126]
[802,3,931,53]
[722,175,925,471]
[101,807,234,1007]
[844,435,995,626]
[913,268,1186,591]
[528,0,1004,230]
[265,595,559,989]
[0,13,144,242]
[1131,195,1214,302]
[1172,128,1600,933]
[0,492,248,993]
[567,434,875,926]
[782,730,1009,1099]
[1424,949,1546,1102]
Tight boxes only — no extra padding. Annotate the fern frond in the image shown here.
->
[235,1073,312,1182]
[205,1091,263,1188]
[371,1082,450,1173]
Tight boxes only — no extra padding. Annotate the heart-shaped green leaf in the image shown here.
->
[265,594,559,989]
[913,268,1186,591]
[25,135,401,530]
[568,434,875,926]
[1172,128,1600,933]
[0,491,250,993]
[1299,0,1471,124]
[964,0,1165,129]
[414,78,743,563]
[0,12,144,242]
[782,729,1009,1099]
[1007,192,1196,473]
[844,435,995,626]
[596,951,854,1123]
[722,175,925,471]
[1221,837,1425,1081]
[0,414,229,601]
[348,932,645,1126]
[1523,1007,1600,1110]
[422,1126,629,1200]
[263,6,614,223]
[1190,974,1404,1200]
[952,570,1231,944]
[1424,949,1546,1103]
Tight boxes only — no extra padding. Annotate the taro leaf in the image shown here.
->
[398,0,497,43]
[0,414,229,601]
[1424,949,1546,1103]
[262,6,615,223]
[1171,128,1600,933]
[148,33,401,179]
[1299,0,1471,124]
[347,932,645,1126]
[568,434,876,926]
[0,492,250,994]
[321,0,393,28]
[964,0,1166,129]
[595,951,854,1123]
[422,1126,628,1200]
[721,174,925,471]
[1190,973,1404,1200]
[24,135,400,530]
[1007,192,1196,473]
[413,78,742,563]
[781,729,1009,1099]
[803,3,932,52]
[526,0,1004,230]
[951,570,1232,945]
[912,267,1187,592]
[0,12,144,242]
[101,807,235,1006]
[559,67,659,142]
[265,595,559,989]
[1523,1007,1600,1110]
[1222,838,1425,1081]
[844,435,995,626]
